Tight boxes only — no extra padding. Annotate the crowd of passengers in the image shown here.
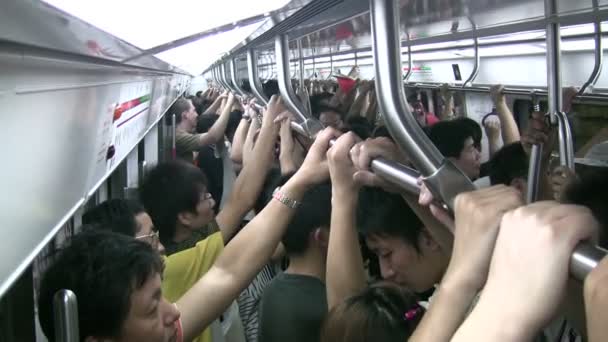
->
[38,74,608,342]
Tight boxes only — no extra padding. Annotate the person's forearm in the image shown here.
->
[203,96,223,115]
[201,103,231,145]
[230,119,250,164]
[216,116,278,241]
[496,101,520,144]
[451,294,534,342]
[440,96,454,121]
[326,189,366,309]
[177,176,309,341]
[488,138,502,157]
[410,280,478,342]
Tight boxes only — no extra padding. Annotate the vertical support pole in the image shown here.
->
[53,290,79,342]
[171,114,176,160]
[462,36,480,88]
[230,57,246,97]
[275,34,308,123]
[247,49,269,105]
[370,0,474,210]
[297,39,305,93]
[545,0,574,170]
[404,44,413,82]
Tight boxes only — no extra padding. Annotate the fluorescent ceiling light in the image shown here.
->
[42,0,290,49]
[154,22,262,75]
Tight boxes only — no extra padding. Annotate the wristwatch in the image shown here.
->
[272,187,300,209]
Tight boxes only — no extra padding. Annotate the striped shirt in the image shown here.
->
[237,264,277,342]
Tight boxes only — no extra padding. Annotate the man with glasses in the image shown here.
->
[82,199,165,254]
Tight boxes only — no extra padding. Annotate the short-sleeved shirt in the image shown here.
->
[164,219,220,256]
[176,129,203,161]
[257,273,327,342]
[238,264,277,342]
[162,231,225,342]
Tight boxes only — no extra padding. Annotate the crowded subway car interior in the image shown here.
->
[3,0,608,341]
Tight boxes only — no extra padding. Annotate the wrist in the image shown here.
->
[332,184,360,199]
[282,174,310,199]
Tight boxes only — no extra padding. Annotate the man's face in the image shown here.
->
[183,101,198,127]
[365,233,442,292]
[451,137,481,180]
[135,212,165,255]
[116,274,182,342]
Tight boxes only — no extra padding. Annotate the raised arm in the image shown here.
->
[452,202,598,341]
[176,128,339,341]
[229,101,255,165]
[411,186,523,342]
[197,92,235,147]
[202,92,227,115]
[439,83,455,121]
[325,132,367,309]
[279,117,299,176]
[585,255,608,342]
[215,95,282,242]
[490,85,520,144]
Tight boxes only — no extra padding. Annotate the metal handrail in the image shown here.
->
[247,49,270,105]
[53,289,79,342]
[230,57,247,97]
[275,34,308,123]
[370,0,475,211]
[404,44,413,82]
[579,0,604,95]
[462,36,480,88]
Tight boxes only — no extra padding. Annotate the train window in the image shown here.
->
[571,102,608,152]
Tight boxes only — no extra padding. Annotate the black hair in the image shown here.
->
[357,187,424,251]
[345,116,374,139]
[310,92,334,119]
[563,168,608,248]
[192,96,205,115]
[321,282,423,342]
[282,182,332,255]
[38,230,163,341]
[125,199,146,216]
[196,90,203,97]
[454,117,482,150]
[373,126,391,139]
[165,98,192,125]
[197,114,219,134]
[316,104,346,121]
[82,199,138,237]
[227,110,244,142]
[489,142,528,186]
[263,80,279,98]
[240,80,252,93]
[428,120,476,159]
[140,161,208,245]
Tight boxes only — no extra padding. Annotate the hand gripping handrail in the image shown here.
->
[370,0,475,211]
[53,289,79,342]
[275,34,309,124]
[247,49,269,106]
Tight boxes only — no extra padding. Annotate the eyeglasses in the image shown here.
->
[200,192,214,207]
[136,230,160,246]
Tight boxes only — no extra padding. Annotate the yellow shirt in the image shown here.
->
[162,232,224,342]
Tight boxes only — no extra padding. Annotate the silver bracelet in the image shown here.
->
[272,187,300,209]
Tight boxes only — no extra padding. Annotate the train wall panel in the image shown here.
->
[0,49,190,297]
